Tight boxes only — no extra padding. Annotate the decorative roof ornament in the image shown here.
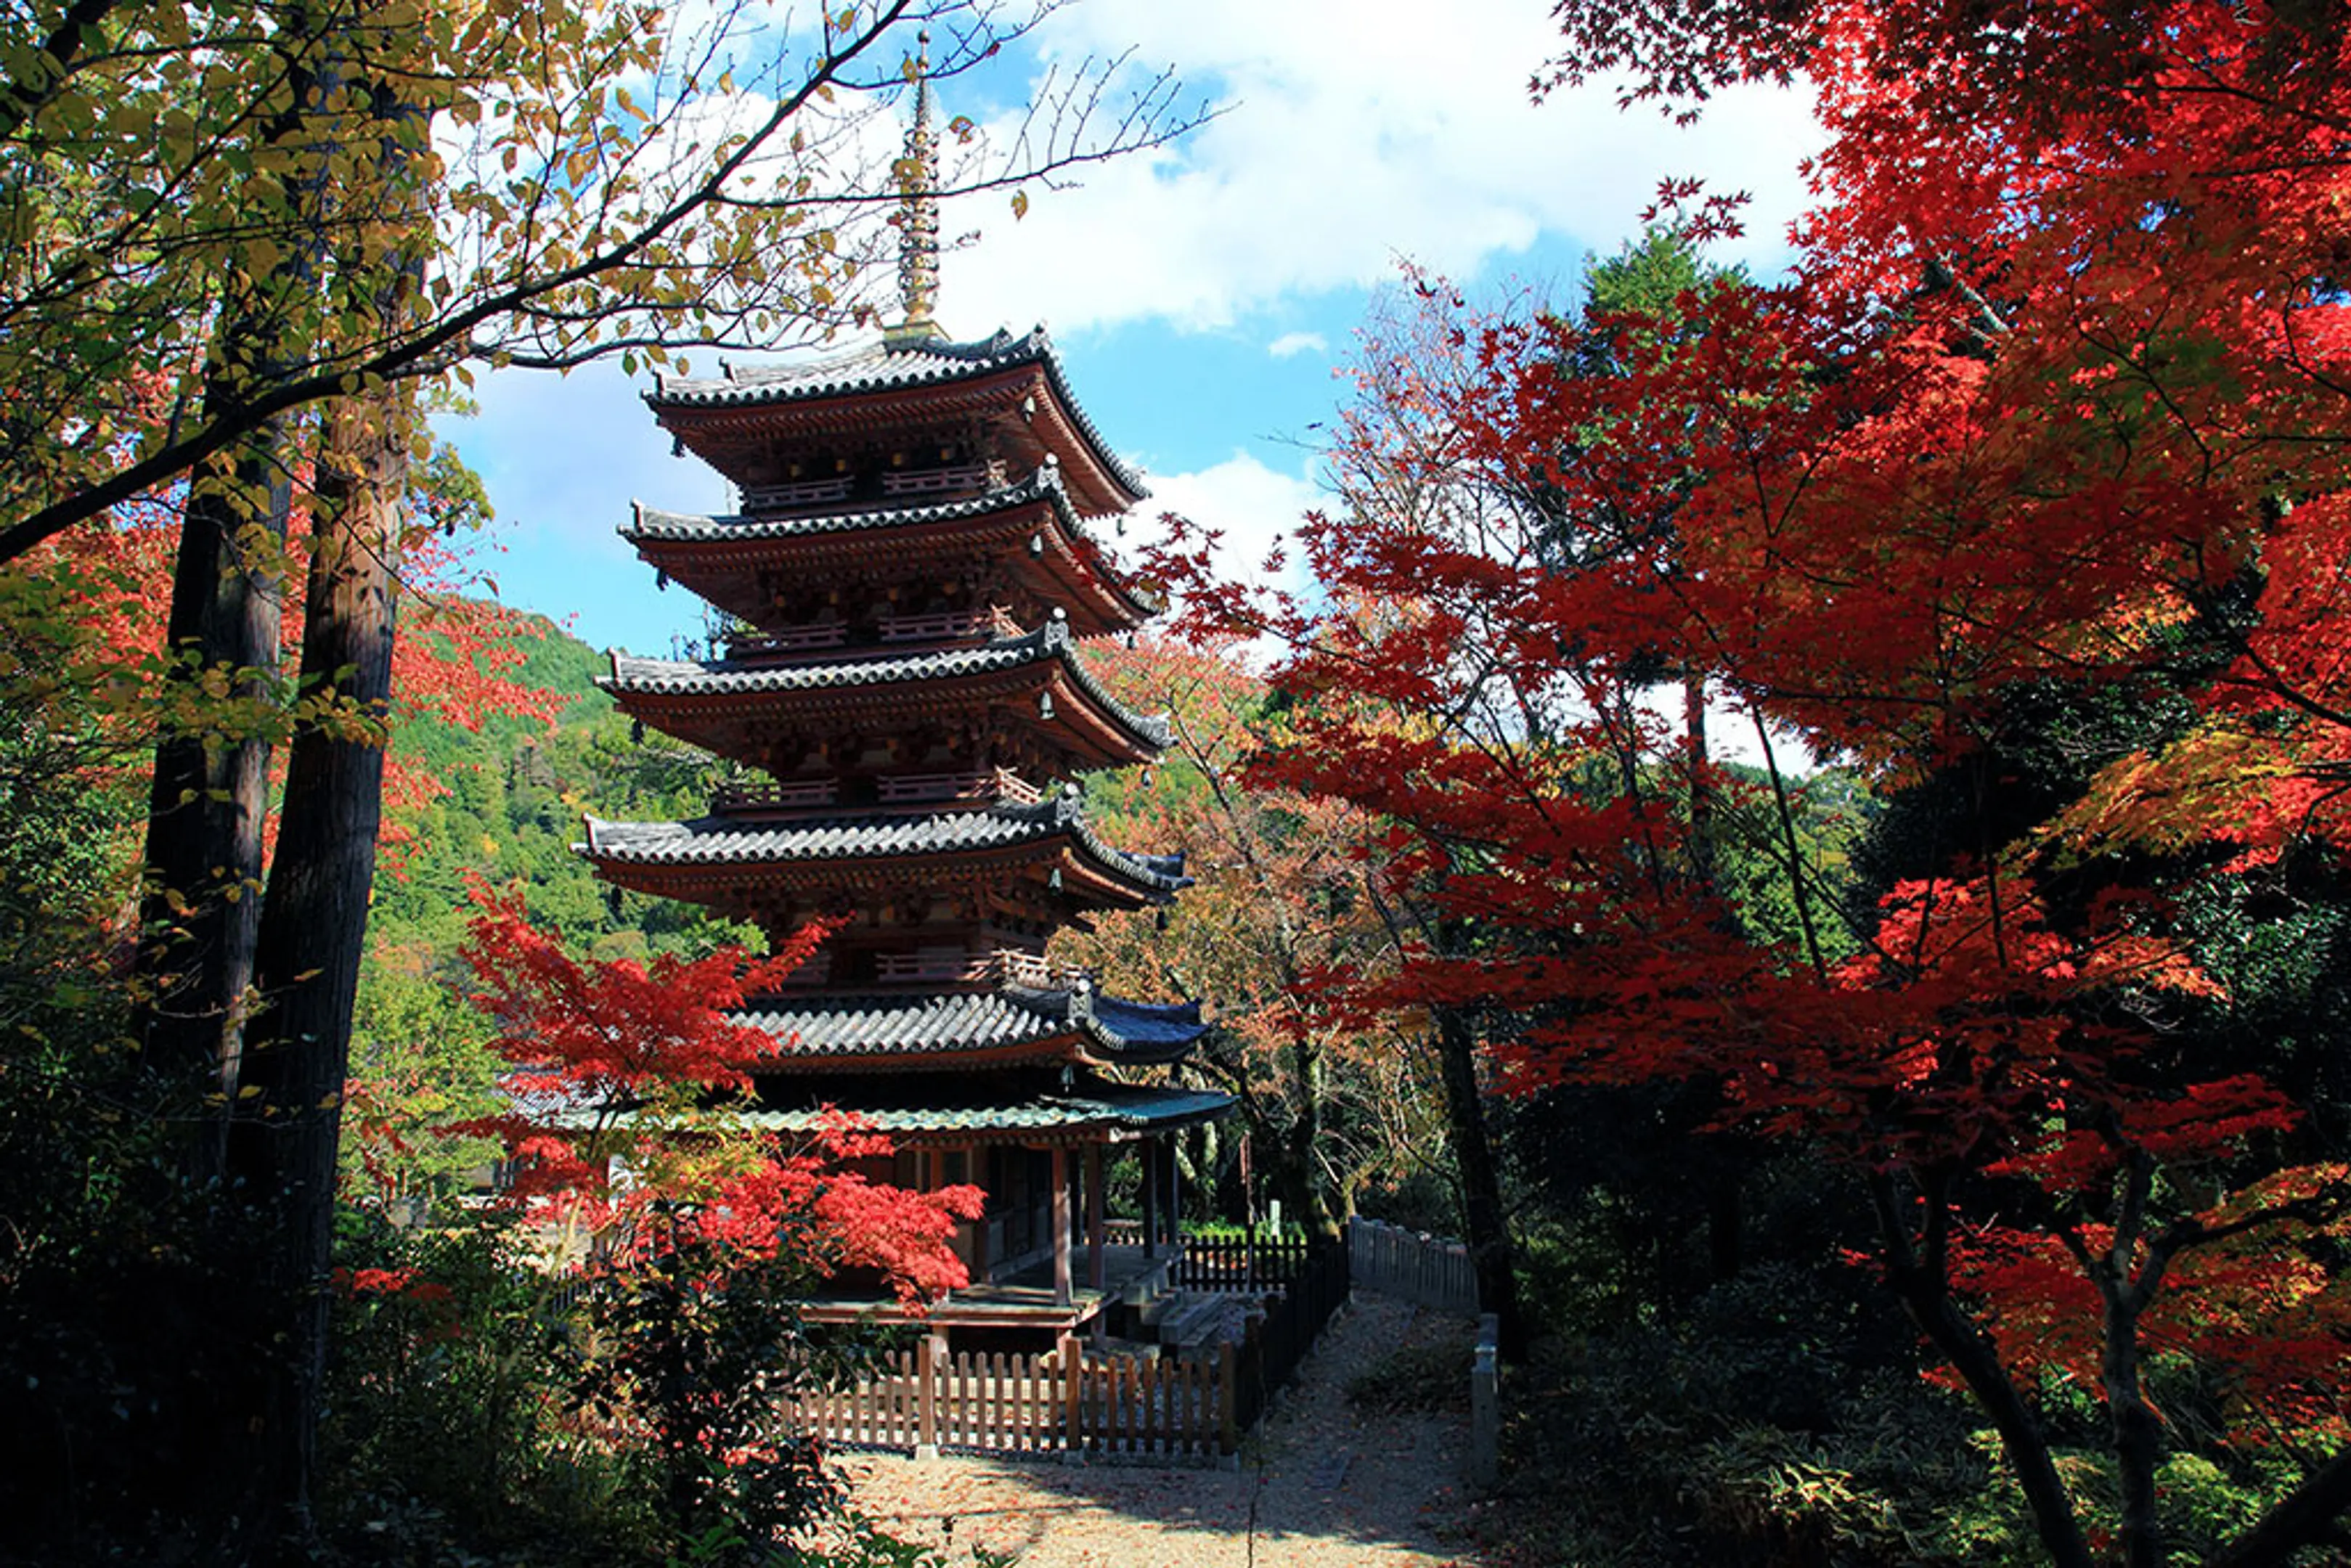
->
[886,30,943,344]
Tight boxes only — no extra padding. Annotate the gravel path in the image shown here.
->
[832,1294,1481,1567]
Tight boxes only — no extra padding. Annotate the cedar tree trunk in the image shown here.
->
[136,433,288,1173]
[227,383,407,1541]
[134,16,331,1179]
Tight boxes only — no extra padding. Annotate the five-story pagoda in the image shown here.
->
[578,62,1229,1334]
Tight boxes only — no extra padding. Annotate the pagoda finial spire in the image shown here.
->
[887,29,942,343]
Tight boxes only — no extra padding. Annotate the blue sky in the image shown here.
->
[441,0,1821,659]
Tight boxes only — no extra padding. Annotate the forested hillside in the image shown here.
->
[346,612,754,1204]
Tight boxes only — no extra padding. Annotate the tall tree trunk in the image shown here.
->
[1871,1175,2093,1568]
[1683,668,1711,886]
[227,382,408,1545]
[2106,1297,2164,1568]
[133,11,333,1180]
[224,53,423,1545]
[1684,669,1745,1283]
[1434,1004,1525,1356]
[135,430,288,1176]
[1284,1033,1339,1236]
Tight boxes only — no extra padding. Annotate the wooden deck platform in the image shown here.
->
[797,1242,1175,1331]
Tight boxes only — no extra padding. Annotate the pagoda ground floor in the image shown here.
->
[796,1240,1170,1333]
[807,1132,1202,1339]
[746,1075,1230,1340]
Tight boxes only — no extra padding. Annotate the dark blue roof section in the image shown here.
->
[1085,994,1208,1053]
[731,982,1203,1067]
[1002,984,1206,1062]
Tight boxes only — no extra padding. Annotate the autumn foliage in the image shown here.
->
[1,393,560,889]
[457,882,980,1304]
[1141,3,2351,1562]
[1062,633,1445,1231]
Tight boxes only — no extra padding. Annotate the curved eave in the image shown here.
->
[624,474,1160,638]
[729,982,1202,1074]
[1068,992,1209,1064]
[645,329,1146,515]
[732,1084,1235,1146]
[577,799,1190,911]
[598,623,1173,767]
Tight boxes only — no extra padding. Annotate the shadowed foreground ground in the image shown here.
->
[830,1294,1483,1567]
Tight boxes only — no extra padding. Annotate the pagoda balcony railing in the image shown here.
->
[726,623,847,658]
[876,605,1021,643]
[872,948,994,984]
[875,767,1040,807]
[712,779,839,814]
[881,460,991,499]
[740,475,851,511]
[992,949,1087,990]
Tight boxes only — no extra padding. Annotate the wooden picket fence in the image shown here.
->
[1077,1347,1226,1458]
[1173,1233,1308,1292]
[795,1335,1231,1460]
[793,1234,1355,1463]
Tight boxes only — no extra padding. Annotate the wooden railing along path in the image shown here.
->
[1346,1216,1479,1315]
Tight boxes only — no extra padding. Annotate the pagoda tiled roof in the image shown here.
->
[579,794,1190,897]
[734,984,1207,1070]
[734,1083,1234,1139]
[626,464,1072,544]
[646,327,1146,505]
[622,465,1162,635]
[599,618,1173,751]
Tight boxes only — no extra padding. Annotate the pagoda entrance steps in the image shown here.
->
[1153,1291,1241,1362]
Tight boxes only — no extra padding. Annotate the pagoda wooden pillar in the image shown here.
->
[972,1146,993,1281]
[1167,1137,1183,1252]
[1085,1143,1105,1291]
[1140,1138,1159,1259]
[1051,1144,1072,1305]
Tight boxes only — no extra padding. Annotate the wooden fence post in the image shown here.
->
[1467,1312,1500,1487]
[1217,1339,1239,1456]
[1059,1332,1085,1462]
[916,1333,942,1459]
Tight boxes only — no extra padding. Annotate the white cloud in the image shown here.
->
[1108,450,1321,670]
[442,359,733,656]
[1125,449,1320,597]
[1267,330,1327,359]
[940,0,1821,335]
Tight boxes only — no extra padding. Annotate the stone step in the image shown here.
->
[1120,1256,1176,1307]
[1157,1291,1229,1353]
[1136,1288,1182,1330]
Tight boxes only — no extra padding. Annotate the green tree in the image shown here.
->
[0,0,1202,562]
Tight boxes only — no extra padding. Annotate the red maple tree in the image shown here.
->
[457,881,981,1304]
[1141,6,2351,1562]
